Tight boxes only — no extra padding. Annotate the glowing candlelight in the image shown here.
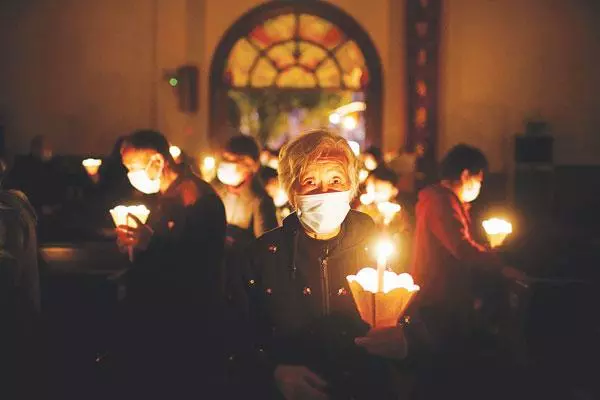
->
[377,202,401,226]
[109,205,150,228]
[482,218,513,248]
[110,205,151,262]
[347,140,360,156]
[82,158,102,176]
[200,156,217,182]
[169,145,182,160]
[363,155,377,171]
[358,168,369,183]
[347,268,419,328]
[273,188,288,208]
[203,156,216,170]
[376,240,394,292]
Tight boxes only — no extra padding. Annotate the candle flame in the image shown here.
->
[169,145,182,159]
[376,240,394,261]
[82,158,102,176]
[482,218,512,235]
[273,188,288,207]
[347,267,420,294]
[358,169,369,183]
[109,205,150,228]
[203,156,216,170]
[377,202,401,225]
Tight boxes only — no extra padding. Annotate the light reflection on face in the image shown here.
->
[296,153,350,196]
[122,148,163,180]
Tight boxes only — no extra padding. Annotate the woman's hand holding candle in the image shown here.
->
[355,325,408,360]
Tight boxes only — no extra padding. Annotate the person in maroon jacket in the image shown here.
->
[410,144,524,344]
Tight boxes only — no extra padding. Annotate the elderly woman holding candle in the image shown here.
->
[236,130,415,400]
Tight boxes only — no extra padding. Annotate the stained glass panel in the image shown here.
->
[277,67,317,88]
[298,42,328,69]
[335,41,365,73]
[316,59,340,88]
[251,58,277,88]
[225,13,368,89]
[342,67,365,90]
[267,42,296,70]
[226,38,259,87]
[299,14,344,49]
[249,14,296,48]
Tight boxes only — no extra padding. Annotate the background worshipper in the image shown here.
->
[236,130,419,399]
[357,165,412,270]
[0,164,44,399]
[3,135,65,240]
[410,143,528,399]
[259,165,291,225]
[114,129,228,399]
[213,134,278,248]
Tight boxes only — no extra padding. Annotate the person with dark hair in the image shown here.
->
[115,129,228,398]
[259,166,291,225]
[214,135,277,247]
[4,135,64,238]
[409,144,526,398]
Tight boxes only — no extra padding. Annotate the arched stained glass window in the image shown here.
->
[224,13,369,90]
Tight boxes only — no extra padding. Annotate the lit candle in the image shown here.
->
[346,267,419,328]
[376,240,394,292]
[358,168,369,183]
[273,188,288,208]
[169,145,182,160]
[482,218,513,248]
[377,202,401,226]
[109,205,151,262]
[82,158,102,176]
[200,156,216,182]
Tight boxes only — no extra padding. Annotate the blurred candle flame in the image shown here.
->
[273,188,288,207]
[169,145,182,160]
[377,202,401,226]
[109,205,150,228]
[82,158,102,176]
[376,239,394,292]
[482,218,512,248]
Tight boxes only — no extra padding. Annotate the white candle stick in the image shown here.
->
[376,240,394,292]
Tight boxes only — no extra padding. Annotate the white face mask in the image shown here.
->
[296,190,351,235]
[217,162,244,187]
[461,180,481,203]
[127,157,162,194]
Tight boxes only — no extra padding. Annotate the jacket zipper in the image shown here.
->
[320,247,330,316]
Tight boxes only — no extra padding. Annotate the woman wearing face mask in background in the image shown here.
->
[231,131,418,400]
[409,144,527,399]
[214,135,278,249]
[115,130,229,399]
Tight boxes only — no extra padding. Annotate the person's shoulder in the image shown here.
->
[255,225,286,248]
[177,173,220,206]
[347,209,376,229]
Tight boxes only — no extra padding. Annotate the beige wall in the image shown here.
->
[439,0,600,170]
[1,0,599,170]
[0,0,404,158]
[0,0,156,155]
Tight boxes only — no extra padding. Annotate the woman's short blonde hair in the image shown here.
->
[278,129,359,206]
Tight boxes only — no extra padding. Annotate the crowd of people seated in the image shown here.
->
[2,128,573,400]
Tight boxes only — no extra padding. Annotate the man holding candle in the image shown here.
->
[236,131,415,399]
[115,130,228,398]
